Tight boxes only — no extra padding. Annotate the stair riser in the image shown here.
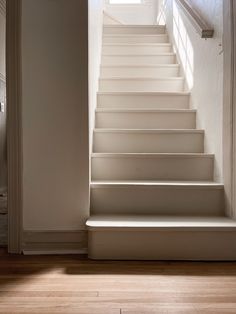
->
[93,132,203,153]
[102,45,172,54]
[91,156,214,181]
[95,112,196,129]
[103,26,166,35]
[90,186,224,216]
[103,35,169,44]
[97,94,190,109]
[102,55,176,65]
[100,66,180,78]
[88,229,236,260]
[99,79,184,92]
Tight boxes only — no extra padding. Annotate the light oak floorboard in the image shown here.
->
[0,249,236,313]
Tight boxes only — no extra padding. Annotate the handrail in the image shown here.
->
[175,0,214,38]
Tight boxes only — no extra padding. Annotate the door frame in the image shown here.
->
[223,0,236,219]
[6,0,22,253]
[5,0,236,253]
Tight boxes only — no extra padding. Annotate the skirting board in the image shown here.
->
[23,230,88,255]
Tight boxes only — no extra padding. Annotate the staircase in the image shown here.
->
[86,24,236,260]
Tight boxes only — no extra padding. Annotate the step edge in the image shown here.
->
[91,153,214,158]
[86,216,236,230]
[103,25,166,28]
[102,53,175,56]
[99,77,184,81]
[90,181,224,189]
[97,91,190,95]
[86,225,236,232]
[103,34,168,37]
[95,109,196,113]
[103,43,171,46]
[100,64,180,68]
[93,129,202,134]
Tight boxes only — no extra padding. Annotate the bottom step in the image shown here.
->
[86,216,236,260]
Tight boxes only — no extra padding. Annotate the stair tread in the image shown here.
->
[98,91,190,95]
[99,77,184,81]
[91,181,223,187]
[92,153,214,158]
[94,129,202,134]
[101,64,179,68]
[103,25,166,28]
[103,52,175,56]
[103,43,171,46]
[86,215,236,228]
[96,108,195,112]
[103,34,168,37]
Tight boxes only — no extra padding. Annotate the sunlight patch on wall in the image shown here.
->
[157,0,167,25]
[173,0,194,89]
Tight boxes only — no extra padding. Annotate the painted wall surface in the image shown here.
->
[89,0,104,154]
[0,4,6,192]
[104,0,159,24]
[160,0,223,182]
[21,0,89,230]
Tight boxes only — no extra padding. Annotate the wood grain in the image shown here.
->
[0,249,235,313]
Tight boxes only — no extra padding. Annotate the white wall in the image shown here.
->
[161,0,223,182]
[89,0,104,154]
[21,0,89,230]
[104,0,159,24]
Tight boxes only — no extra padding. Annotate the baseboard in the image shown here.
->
[23,230,88,255]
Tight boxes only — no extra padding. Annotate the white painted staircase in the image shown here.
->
[86,25,236,260]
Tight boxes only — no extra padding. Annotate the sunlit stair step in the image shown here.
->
[97,92,190,109]
[95,109,196,129]
[86,215,236,260]
[102,53,176,65]
[91,153,214,181]
[99,77,184,92]
[100,64,180,78]
[93,129,203,153]
[102,43,172,54]
[103,25,166,35]
[103,34,169,44]
[90,181,224,216]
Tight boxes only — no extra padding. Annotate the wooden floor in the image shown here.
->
[0,249,236,313]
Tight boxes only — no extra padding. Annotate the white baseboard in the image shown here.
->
[23,230,88,255]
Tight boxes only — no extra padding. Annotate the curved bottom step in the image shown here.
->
[86,215,236,260]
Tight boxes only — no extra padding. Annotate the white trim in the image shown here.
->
[175,0,214,38]
[223,0,236,218]
[23,249,87,255]
[6,0,23,253]
[23,230,88,255]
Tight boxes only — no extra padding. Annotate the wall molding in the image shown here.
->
[6,0,23,253]
[23,230,88,254]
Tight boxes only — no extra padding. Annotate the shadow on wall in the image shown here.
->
[158,0,194,90]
